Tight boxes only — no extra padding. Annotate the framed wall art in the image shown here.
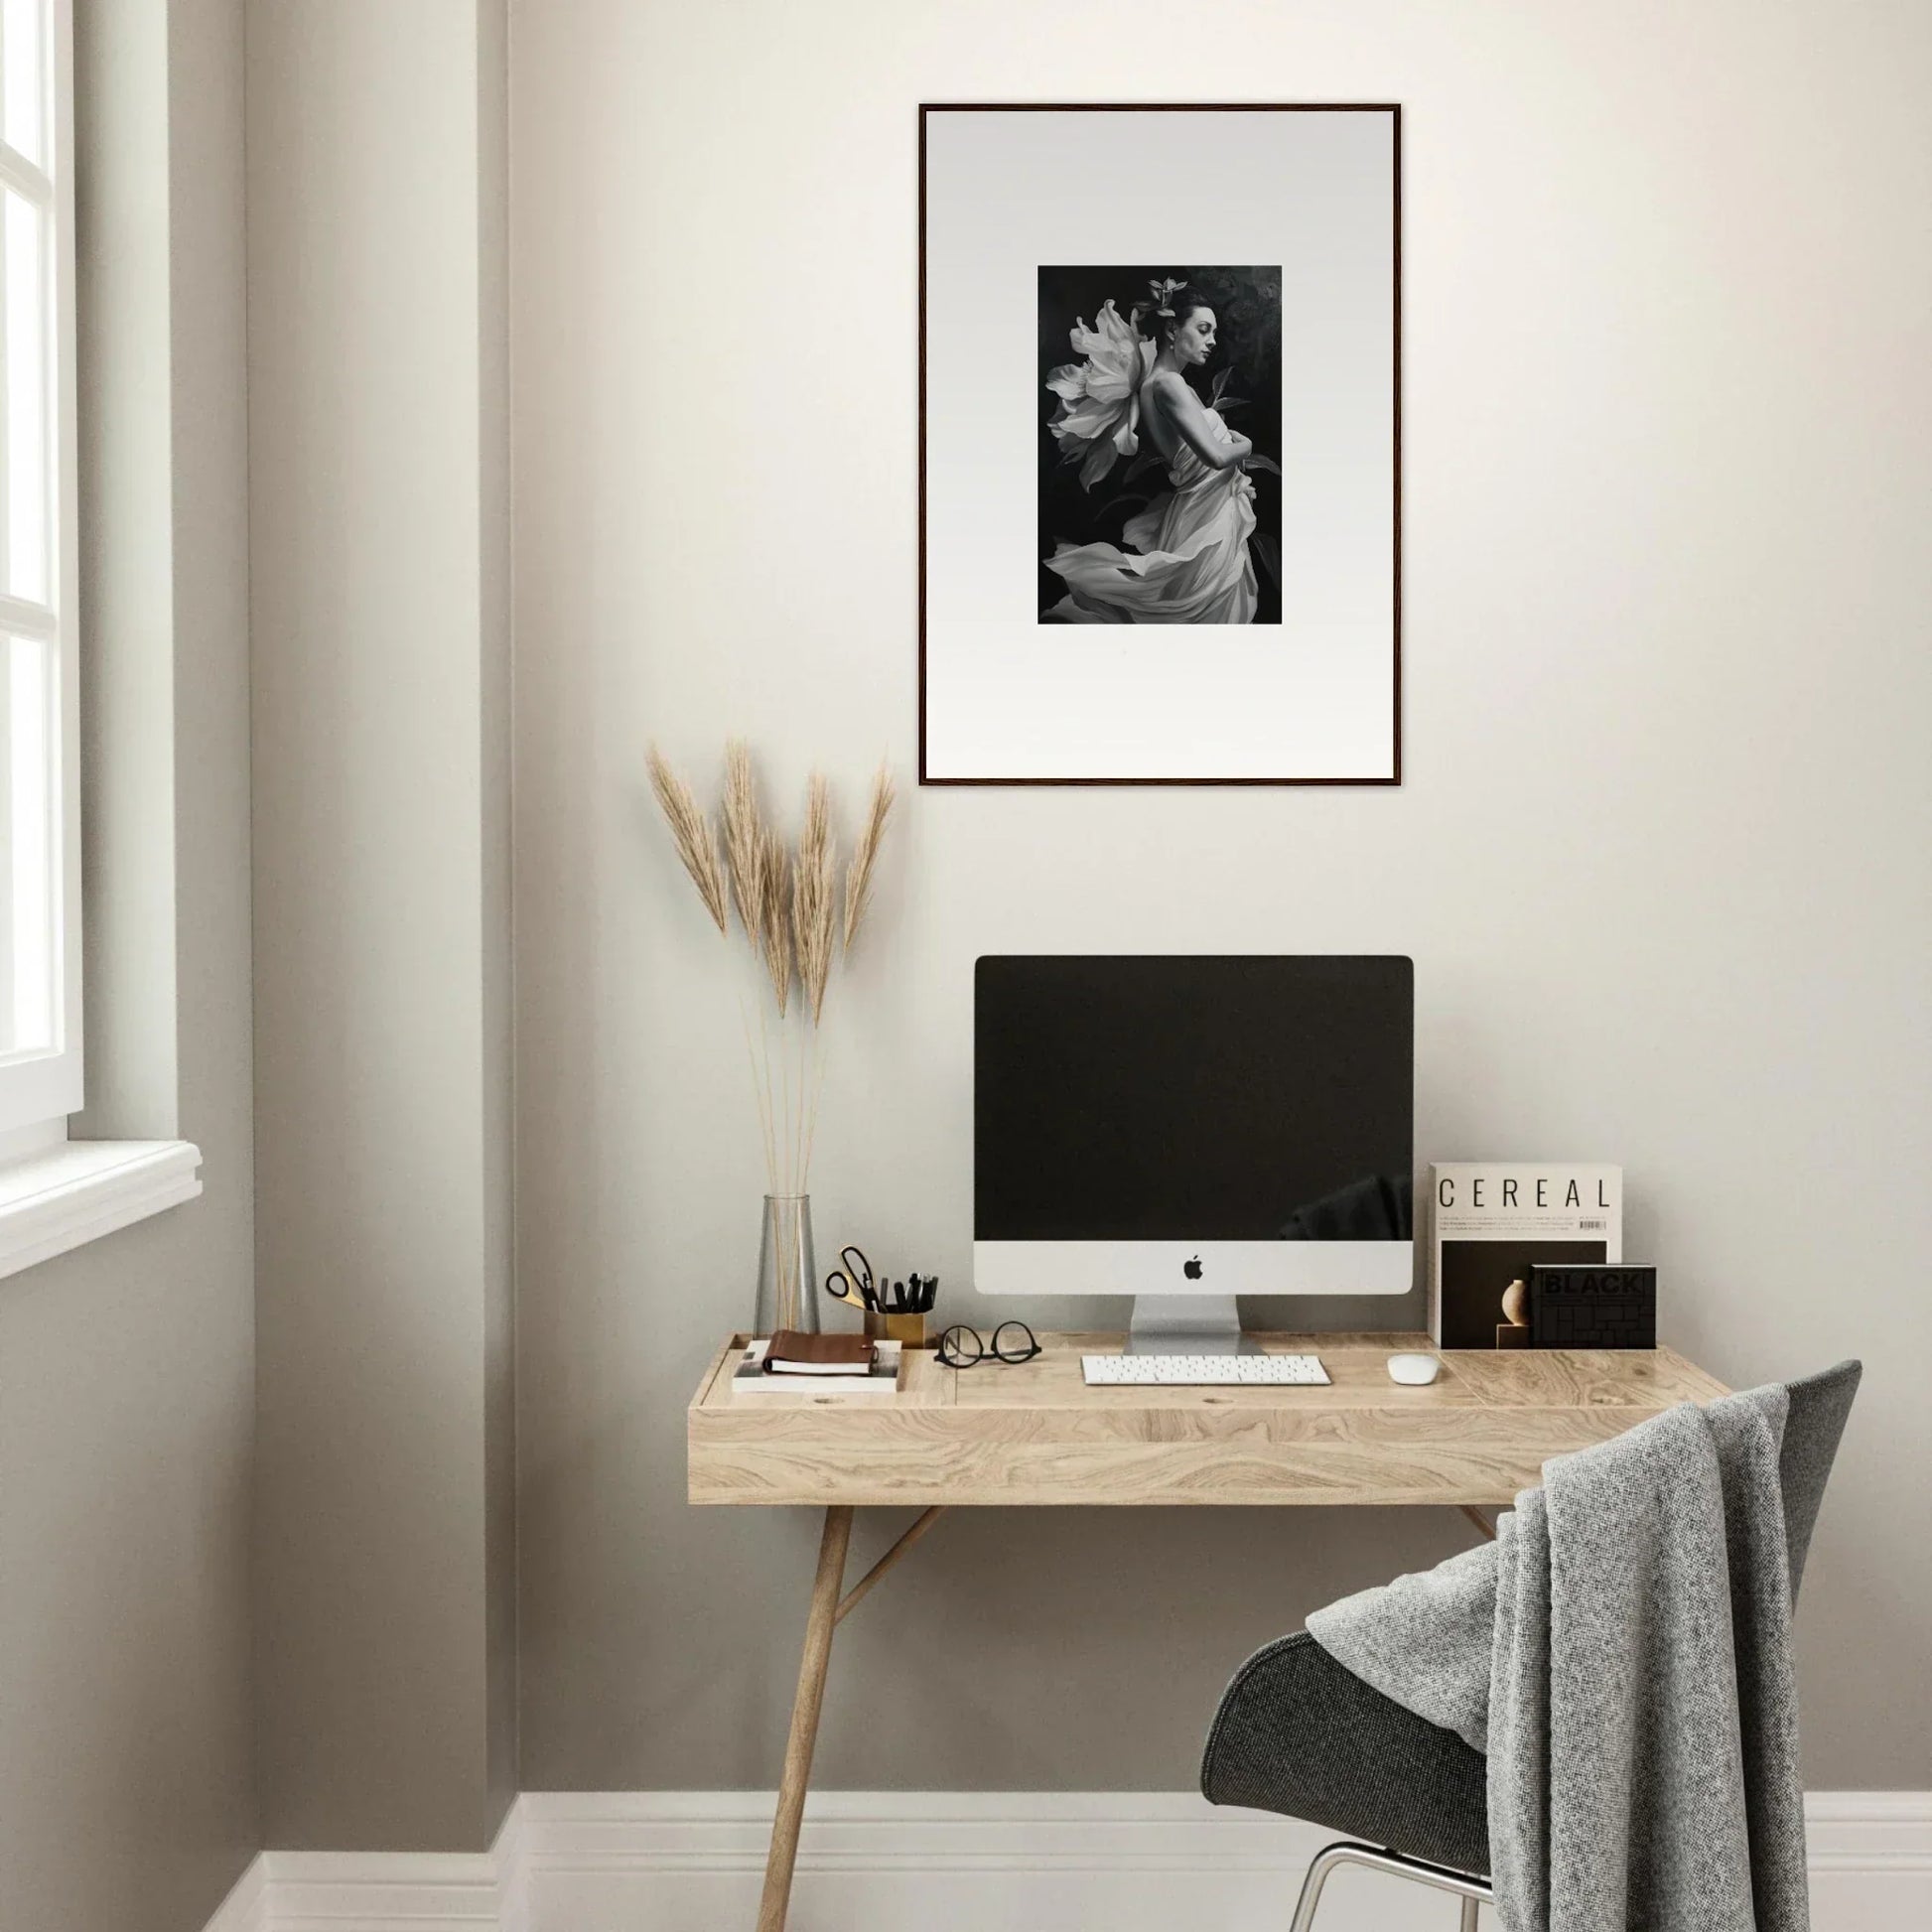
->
[918,104,1401,785]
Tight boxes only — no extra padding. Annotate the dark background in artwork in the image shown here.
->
[1037,265,1282,624]
[1440,1239,1608,1349]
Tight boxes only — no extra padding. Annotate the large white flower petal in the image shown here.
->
[1052,393,1124,445]
[1093,299,1137,355]
[1068,316,1107,359]
[1046,299,1158,489]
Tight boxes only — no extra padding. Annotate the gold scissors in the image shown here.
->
[824,1245,878,1312]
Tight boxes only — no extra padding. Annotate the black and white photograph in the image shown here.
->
[921,104,1400,783]
[1039,266,1283,625]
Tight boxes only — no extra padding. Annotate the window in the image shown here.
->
[0,0,76,1140]
[0,0,199,1270]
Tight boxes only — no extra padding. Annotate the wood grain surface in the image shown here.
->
[688,1332,1729,1508]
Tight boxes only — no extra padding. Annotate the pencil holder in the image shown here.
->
[866,1310,927,1348]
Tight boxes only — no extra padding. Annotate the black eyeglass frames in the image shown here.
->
[936,1320,1041,1368]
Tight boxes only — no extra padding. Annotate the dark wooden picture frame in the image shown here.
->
[918,102,1402,787]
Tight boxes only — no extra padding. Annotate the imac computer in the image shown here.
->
[974,955,1414,1354]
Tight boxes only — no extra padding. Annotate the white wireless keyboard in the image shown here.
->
[1081,1353,1329,1387]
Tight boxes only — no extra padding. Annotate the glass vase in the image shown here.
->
[754,1193,819,1338]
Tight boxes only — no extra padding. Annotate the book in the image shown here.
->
[1428,1164,1621,1349]
[764,1330,876,1375]
[1529,1262,1657,1349]
[730,1337,904,1397]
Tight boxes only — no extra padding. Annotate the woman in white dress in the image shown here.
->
[1044,290,1259,624]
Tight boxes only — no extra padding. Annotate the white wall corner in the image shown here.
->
[205,1790,1931,1932]
[494,1796,532,1932]
[200,1855,266,1932]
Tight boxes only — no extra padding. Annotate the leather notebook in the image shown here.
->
[764,1330,876,1375]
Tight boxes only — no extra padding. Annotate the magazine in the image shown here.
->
[1429,1164,1621,1349]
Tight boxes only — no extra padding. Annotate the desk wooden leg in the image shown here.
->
[758,1504,853,1932]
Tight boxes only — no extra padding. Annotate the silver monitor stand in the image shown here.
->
[1125,1294,1259,1356]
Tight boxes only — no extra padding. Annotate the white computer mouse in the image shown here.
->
[1387,1352,1442,1386]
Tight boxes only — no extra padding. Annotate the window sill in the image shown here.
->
[0,1139,203,1283]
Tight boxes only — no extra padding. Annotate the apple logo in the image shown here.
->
[1182,1255,1203,1280]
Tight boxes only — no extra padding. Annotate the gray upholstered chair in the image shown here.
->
[1200,1361,1862,1930]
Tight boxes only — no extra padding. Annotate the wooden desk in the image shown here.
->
[688,1331,1727,1930]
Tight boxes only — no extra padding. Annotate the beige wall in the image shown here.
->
[511,0,1932,1793]
[249,0,515,1853]
[0,3,258,1929]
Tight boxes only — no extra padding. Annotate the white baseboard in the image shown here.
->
[1803,1792,1932,1932]
[202,1789,1932,1932]
[202,1803,523,1932]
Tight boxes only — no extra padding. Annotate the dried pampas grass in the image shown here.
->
[792,774,837,1025]
[843,763,895,952]
[645,742,896,1192]
[721,740,766,939]
[759,825,793,1019]
[646,747,727,935]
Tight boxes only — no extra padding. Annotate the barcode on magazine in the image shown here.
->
[1579,1218,1608,1230]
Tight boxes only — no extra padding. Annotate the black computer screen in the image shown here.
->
[974,956,1414,1241]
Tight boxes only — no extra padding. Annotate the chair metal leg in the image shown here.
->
[1287,1842,1351,1932]
[1288,1841,1493,1932]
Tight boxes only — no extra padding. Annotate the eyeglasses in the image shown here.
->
[936,1320,1041,1368]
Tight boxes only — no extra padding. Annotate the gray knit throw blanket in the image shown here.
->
[1308,1387,1809,1932]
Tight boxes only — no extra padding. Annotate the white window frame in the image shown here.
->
[0,0,200,1278]
[0,0,79,1140]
